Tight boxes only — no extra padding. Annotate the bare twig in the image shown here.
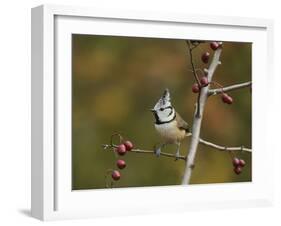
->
[208,81,252,96]
[185,40,202,116]
[185,40,201,85]
[182,46,223,185]
[199,138,251,152]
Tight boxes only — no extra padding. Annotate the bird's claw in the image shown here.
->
[154,147,161,157]
[175,151,180,161]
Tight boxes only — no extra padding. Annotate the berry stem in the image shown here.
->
[110,133,123,146]
[105,169,115,188]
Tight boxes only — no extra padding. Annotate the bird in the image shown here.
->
[150,89,191,160]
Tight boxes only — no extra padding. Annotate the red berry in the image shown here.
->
[221,93,233,104]
[232,157,240,167]
[123,140,133,151]
[210,41,220,50]
[234,166,242,175]
[239,159,246,167]
[111,170,121,181]
[201,52,210,64]
[116,159,126,169]
[226,96,233,104]
[116,144,127,156]
[192,83,200,93]
[200,77,209,87]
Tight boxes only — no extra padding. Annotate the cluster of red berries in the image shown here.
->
[191,41,223,94]
[111,140,134,181]
[191,41,234,105]
[201,41,222,64]
[191,76,209,93]
[232,157,246,175]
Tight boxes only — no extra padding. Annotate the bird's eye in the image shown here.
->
[160,108,164,111]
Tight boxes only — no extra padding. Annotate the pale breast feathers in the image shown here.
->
[155,119,186,143]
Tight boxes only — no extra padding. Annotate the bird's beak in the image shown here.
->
[149,108,156,113]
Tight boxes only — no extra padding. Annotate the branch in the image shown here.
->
[199,138,251,152]
[102,144,187,161]
[208,81,252,96]
[182,47,223,185]
[102,137,251,161]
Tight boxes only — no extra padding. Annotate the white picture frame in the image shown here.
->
[31,4,274,221]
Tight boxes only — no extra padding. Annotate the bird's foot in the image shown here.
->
[175,150,180,161]
[154,147,162,157]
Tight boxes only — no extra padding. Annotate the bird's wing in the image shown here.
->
[176,112,190,133]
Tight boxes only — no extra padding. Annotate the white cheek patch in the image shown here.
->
[157,111,166,119]
[163,108,171,117]
[157,108,175,122]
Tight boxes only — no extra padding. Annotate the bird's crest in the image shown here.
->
[153,88,171,110]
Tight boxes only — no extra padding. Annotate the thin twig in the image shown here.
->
[208,81,252,96]
[185,40,202,117]
[199,138,251,152]
[185,40,201,85]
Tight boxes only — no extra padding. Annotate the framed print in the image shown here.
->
[31,4,274,221]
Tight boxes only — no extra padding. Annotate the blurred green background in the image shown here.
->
[72,35,252,190]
